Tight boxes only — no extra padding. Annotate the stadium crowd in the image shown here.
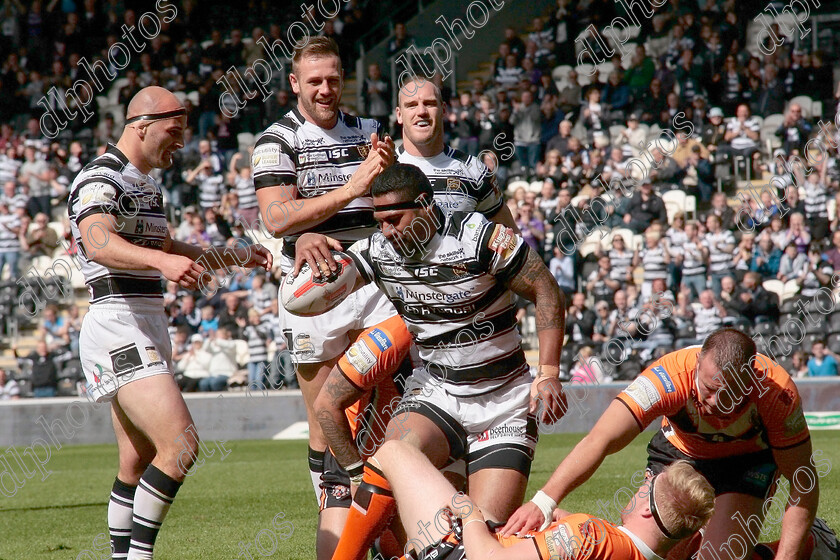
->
[1,0,840,399]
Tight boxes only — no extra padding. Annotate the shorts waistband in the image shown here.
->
[88,300,166,313]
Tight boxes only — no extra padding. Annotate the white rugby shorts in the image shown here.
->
[395,367,538,476]
[277,281,398,363]
[80,302,174,402]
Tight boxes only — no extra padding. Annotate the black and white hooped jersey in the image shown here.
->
[252,107,383,262]
[68,144,166,305]
[347,210,530,396]
[396,145,504,218]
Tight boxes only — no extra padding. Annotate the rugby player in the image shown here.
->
[371,439,716,560]
[251,37,398,559]
[295,163,567,560]
[309,76,519,558]
[503,329,823,560]
[70,86,272,559]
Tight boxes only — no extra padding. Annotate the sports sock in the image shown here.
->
[332,463,396,560]
[108,478,137,560]
[309,447,326,506]
[127,465,182,560]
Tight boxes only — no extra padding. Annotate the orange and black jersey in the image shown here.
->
[616,347,810,459]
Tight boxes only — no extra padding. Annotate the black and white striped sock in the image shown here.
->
[108,478,136,560]
[128,465,182,560]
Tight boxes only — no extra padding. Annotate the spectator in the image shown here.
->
[592,301,613,345]
[565,292,596,352]
[775,103,811,154]
[782,212,811,254]
[177,334,213,392]
[676,289,726,347]
[605,233,634,287]
[548,246,576,298]
[515,202,544,255]
[557,71,581,116]
[756,64,785,116]
[0,199,20,279]
[798,160,830,241]
[387,22,412,57]
[630,294,675,362]
[623,178,667,233]
[22,211,58,258]
[580,88,607,145]
[218,294,247,338]
[732,232,756,278]
[797,243,833,299]
[708,191,736,232]
[569,346,600,384]
[586,254,620,306]
[679,220,709,298]
[777,242,808,282]
[822,230,840,270]
[730,271,780,323]
[601,71,630,122]
[496,53,524,91]
[723,103,761,176]
[14,340,60,398]
[19,146,51,217]
[510,90,541,174]
[199,305,219,335]
[648,147,684,190]
[362,63,391,132]
[241,308,271,391]
[791,350,810,378]
[751,232,783,279]
[545,120,573,156]
[0,368,20,400]
[634,230,670,298]
[187,158,226,211]
[203,327,238,391]
[625,45,655,99]
[616,113,647,158]
[704,213,735,294]
[807,340,839,377]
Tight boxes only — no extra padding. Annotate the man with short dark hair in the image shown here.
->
[504,328,821,560]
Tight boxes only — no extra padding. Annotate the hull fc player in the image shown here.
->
[503,329,824,560]
[305,75,519,559]
[294,163,567,560]
[69,87,271,559]
[250,37,397,559]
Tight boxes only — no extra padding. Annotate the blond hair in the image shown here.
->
[292,36,340,74]
[655,462,715,538]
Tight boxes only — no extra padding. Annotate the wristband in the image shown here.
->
[530,490,557,531]
[537,365,560,378]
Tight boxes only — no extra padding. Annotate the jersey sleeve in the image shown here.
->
[615,350,695,431]
[472,161,504,217]
[71,175,125,224]
[347,238,375,285]
[252,132,297,190]
[475,216,530,282]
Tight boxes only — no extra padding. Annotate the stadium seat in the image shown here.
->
[631,234,644,251]
[812,100,823,120]
[571,194,590,207]
[828,333,840,354]
[578,231,602,257]
[173,91,187,104]
[800,333,821,354]
[781,280,800,302]
[661,190,687,222]
[780,298,798,314]
[763,280,785,303]
[829,312,840,334]
[529,181,544,193]
[552,65,572,82]
[763,114,784,130]
[684,195,697,219]
[828,198,836,222]
[753,321,775,336]
[575,63,594,77]
[610,227,634,247]
[187,91,200,104]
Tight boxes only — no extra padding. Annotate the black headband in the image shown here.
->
[648,474,694,541]
[125,108,187,125]
[373,195,429,213]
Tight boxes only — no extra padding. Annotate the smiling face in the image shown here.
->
[290,54,343,128]
[397,80,444,153]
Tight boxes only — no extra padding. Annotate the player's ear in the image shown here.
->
[395,105,403,125]
[289,73,300,95]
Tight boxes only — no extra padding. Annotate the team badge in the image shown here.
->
[452,263,467,276]
[446,177,460,190]
[358,144,370,158]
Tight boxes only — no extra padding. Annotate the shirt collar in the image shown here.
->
[617,527,664,560]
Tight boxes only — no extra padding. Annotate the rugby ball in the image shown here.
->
[280,251,357,316]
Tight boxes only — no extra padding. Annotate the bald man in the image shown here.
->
[69,86,272,560]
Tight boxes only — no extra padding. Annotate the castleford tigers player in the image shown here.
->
[307,76,518,559]
[251,37,397,559]
[368,439,716,560]
[503,329,821,560]
[295,163,567,560]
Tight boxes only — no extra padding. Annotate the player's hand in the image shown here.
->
[160,253,205,290]
[370,132,395,166]
[236,243,273,271]
[293,233,342,277]
[530,376,568,425]
[500,502,544,536]
[346,134,393,197]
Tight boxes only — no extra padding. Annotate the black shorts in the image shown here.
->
[645,430,778,499]
[320,450,352,510]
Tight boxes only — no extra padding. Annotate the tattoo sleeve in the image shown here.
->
[314,370,365,468]
[506,248,566,332]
